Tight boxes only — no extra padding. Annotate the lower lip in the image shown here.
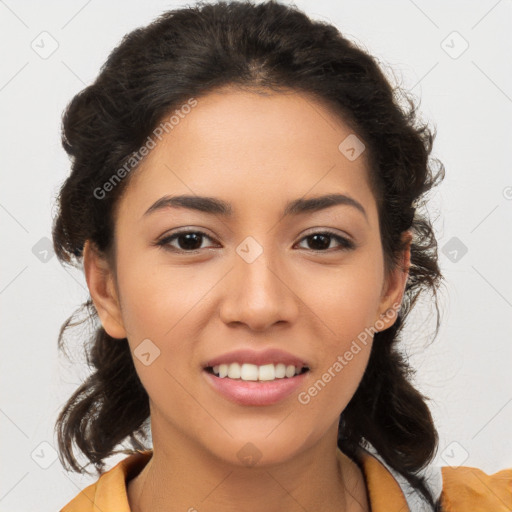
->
[203,369,309,406]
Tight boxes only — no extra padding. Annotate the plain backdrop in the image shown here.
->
[1,0,511,510]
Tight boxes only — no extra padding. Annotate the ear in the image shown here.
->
[374,229,412,331]
[82,240,127,339]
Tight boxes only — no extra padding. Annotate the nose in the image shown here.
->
[219,249,299,332]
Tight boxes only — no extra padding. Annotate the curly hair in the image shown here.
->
[52,1,446,509]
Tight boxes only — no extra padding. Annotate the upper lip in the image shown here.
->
[203,348,310,369]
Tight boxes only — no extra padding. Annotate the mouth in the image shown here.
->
[202,363,311,406]
[204,363,310,381]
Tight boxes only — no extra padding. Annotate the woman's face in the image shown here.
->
[86,87,409,466]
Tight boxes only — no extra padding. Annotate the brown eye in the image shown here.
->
[157,230,216,252]
[155,229,355,254]
[296,231,355,252]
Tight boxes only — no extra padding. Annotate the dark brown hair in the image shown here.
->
[52,1,445,509]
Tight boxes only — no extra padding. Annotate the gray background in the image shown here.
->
[1,0,511,510]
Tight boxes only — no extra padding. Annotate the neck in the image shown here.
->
[127,423,369,512]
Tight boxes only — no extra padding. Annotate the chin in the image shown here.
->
[205,429,314,469]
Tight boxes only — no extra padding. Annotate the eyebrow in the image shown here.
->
[142,193,368,222]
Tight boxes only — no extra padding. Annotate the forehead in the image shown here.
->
[117,88,376,222]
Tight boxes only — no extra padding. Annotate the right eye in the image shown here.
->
[155,230,218,253]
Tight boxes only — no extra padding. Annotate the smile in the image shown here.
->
[206,362,310,381]
[203,365,310,406]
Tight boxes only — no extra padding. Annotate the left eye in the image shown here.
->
[156,230,355,252]
[296,231,355,251]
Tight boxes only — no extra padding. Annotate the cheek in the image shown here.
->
[115,245,215,340]
[300,343,372,413]
[296,285,375,431]
[299,252,384,345]
[299,349,371,450]
[115,260,205,411]
[292,256,381,414]
[114,251,222,401]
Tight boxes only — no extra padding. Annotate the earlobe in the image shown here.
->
[82,240,127,339]
[375,230,412,331]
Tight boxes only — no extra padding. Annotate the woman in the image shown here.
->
[53,1,511,511]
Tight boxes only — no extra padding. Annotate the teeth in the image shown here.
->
[285,364,296,378]
[275,363,286,378]
[210,362,307,381]
[227,362,241,379]
[258,364,275,381]
[240,363,259,381]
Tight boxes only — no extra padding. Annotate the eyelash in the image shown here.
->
[155,229,356,253]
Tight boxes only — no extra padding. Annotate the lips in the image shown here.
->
[203,367,309,406]
[202,348,310,369]
[201,347,312,406]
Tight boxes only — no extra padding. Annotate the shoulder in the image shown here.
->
[440,465,512,511]
[60,450,152,511]
[353,444,512,512]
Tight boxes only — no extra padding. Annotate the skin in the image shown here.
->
[83,86,411,512]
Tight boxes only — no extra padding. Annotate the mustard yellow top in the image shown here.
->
[60,449,512,511]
